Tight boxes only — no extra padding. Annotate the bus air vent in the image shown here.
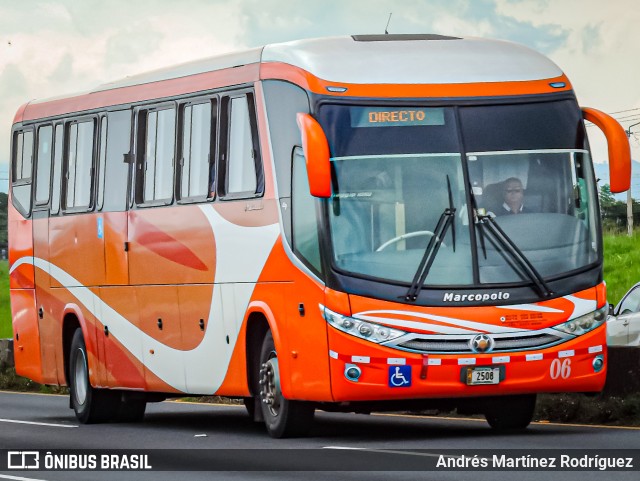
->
[393,331,566,354]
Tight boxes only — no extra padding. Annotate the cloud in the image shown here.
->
[236,0,569,54]
[0,0,247,176]
[494,0,640,163]
[0,0,639,186]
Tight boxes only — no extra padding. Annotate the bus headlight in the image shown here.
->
[321,305,406,344]
[552,306,608,336]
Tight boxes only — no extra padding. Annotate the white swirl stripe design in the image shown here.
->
[353,310,528,334]
[353,293,596,336]
[10,205,280,394]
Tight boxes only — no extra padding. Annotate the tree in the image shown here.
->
[599,184,617,209]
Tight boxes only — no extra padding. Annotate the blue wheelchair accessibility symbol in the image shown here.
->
[388,365,411,387]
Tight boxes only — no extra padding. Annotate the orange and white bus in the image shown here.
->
[8,34,631,437]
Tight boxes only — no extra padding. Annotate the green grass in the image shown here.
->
[603,232,640,306]
[0,261,10,339]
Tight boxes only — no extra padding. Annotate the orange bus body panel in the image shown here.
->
[11,289,43,382]
[8,202,34,290]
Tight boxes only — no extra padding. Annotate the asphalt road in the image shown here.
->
[0,390,639,481]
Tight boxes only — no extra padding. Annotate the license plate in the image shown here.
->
[466,367,500,385]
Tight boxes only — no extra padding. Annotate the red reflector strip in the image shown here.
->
[329,345,604,366]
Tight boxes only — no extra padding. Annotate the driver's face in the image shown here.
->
[504,181,524,201]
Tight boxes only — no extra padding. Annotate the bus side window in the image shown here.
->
[11,129,34,217]
[178,99,215,201]
[34,125,53,207]
[102,110,132,212]
[292,147,322,276]
[97,116,107,210]
[51,125,63,215]
[64,120,95,211]
[136,106,176,205]
[219,93,263,199]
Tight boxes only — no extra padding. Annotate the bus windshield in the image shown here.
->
[318,100,599,288]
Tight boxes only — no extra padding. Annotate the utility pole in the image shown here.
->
[625,121,640,236]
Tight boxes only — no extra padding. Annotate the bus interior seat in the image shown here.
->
[481,180,544,215]
[480,182,505,214]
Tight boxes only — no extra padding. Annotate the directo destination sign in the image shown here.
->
[350,107,445,128]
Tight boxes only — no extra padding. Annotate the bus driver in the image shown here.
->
[498,177,528,215]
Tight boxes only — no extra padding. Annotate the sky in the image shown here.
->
[1,0,639,193]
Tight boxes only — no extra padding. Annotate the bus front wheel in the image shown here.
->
[258,331,314,438]
[69,329,119,424]
[483,394,537,431]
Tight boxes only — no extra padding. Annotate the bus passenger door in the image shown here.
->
[94,110,137,388]
[32,125,60,384]
[100,110,132,287]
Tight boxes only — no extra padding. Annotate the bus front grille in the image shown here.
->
[391,331,568,354]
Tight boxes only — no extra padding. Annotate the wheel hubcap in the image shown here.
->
[259,356,281,417]
[73,349,88,406]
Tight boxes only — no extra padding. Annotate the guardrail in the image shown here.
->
[0,338,14,369]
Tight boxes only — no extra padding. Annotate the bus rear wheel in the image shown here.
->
[483,394,537,431]
[258,331,314,438]
[69,329,119,424]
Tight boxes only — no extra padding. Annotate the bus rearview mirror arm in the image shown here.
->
[296,113,332,198]
[582,107,631,194]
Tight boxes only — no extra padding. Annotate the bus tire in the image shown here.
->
[484,394,537,431]
[258,331,314,438]
[69,328,118,424]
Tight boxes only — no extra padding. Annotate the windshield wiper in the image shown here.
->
[405,176,456,302]
[476,210,554,298]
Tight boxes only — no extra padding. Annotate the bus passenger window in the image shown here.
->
[14,131,34,182]
[102,110,131,212]
[51,125,63,215]
[11,129,34,216]
[97,118,107,210]
[139,107,176,204]
[35,125,53,205]
[223,95,261,197]
[65,120,95,210]
[179,101,214,200]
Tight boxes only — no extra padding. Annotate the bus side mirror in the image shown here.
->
[296,113,331,198]
[582,107,631,193]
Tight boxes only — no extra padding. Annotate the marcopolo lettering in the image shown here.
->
[443,292,510,303]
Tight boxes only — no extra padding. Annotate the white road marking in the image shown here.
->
[0,418,77,428]
[0,475,50,481]
[323,446,469,459]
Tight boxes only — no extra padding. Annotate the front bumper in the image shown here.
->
[328,324,607,402]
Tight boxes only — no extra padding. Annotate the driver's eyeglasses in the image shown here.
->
[505,189,523,194]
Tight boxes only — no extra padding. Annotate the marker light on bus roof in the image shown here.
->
[549,82,566,88]
[326,86,348,93]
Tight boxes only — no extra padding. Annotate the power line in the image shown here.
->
[612,114,640,122]
[585,116,640,128]
[608,107,640,115]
